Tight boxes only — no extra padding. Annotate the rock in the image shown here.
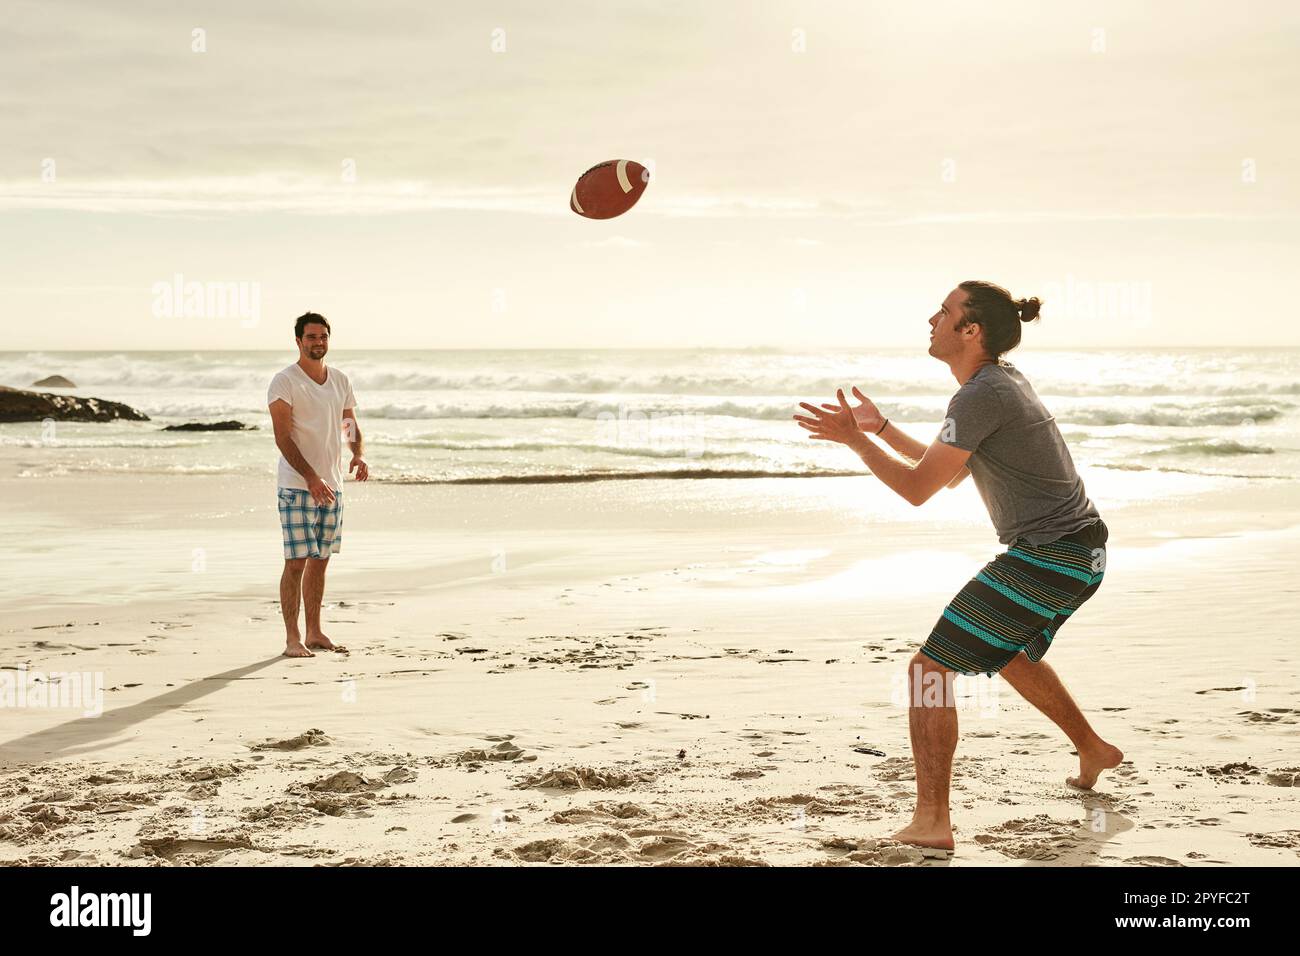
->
[0,386,149,423]
[382,766,418,785]
[31,375,75,388]
[307,771,387,793]
[162,420,257,432]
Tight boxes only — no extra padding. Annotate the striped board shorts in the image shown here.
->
[920,519,1108,676]
[277,487,343,560]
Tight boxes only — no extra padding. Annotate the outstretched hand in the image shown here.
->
[794,389,867,448]
[818,386,884,433]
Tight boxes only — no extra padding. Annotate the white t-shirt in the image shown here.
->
[267,363,357,492]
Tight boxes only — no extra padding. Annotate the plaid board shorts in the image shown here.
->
[920,519,1108,676]
[277,487,343,560]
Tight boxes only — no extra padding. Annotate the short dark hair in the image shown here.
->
[294,312,331,338]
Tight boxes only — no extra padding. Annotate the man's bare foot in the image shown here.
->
[284,640,315,658]
[888,821,955,851]
[305,633,347,653]
[1068,741,1124,790]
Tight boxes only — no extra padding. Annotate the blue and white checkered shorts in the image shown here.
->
[277,487,343,560]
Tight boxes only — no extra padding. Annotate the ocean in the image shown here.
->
[2,348,1297,489]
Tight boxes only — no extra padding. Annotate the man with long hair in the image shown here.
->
[794,281,1121,852]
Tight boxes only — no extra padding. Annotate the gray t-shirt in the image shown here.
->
[939,361,1100,547]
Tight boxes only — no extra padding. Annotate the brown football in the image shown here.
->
[569,159,650,219]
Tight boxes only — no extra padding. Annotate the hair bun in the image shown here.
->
[1017,297,1042,322]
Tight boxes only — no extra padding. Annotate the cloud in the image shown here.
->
[0,175,893,218]
[0,176,561,215]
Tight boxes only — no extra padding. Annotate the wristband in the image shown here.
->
[874,418,889,436]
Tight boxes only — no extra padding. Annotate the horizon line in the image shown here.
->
[2,345,1295,354]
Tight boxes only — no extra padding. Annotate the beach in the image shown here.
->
[3,1,1299,927]
[2,465,1298,867]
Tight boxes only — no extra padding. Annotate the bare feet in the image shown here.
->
[305,632,347,653]
[1068,740,1124,790]
[284,640,315,658]
[888,821,955,851]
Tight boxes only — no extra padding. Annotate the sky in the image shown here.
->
[1,0,1297,350]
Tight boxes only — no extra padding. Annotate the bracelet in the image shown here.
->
[874,418,889,436]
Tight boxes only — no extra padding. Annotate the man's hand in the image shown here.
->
[794,389,869,449]
[818,386,884,433]
[349,456,369,482]
[307,476,336,506]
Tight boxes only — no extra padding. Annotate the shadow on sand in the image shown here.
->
[0,656,285,764]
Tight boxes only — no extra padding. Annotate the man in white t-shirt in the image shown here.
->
[267,312,368,658]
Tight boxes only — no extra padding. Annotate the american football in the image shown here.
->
[569,159,650,219]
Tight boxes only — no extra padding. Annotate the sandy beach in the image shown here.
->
[2,468,1297,867]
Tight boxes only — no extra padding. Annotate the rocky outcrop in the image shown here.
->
[0,386,150,423]
[32,375,76,388]
[162,421,257,432]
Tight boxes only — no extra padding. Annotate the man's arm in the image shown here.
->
[872,421,969,489]
[343,408,369,481]
[269,399,334,504]
[795,390,970,506]
[874,420,927,464]
[846,432,971,506]
[821,387,968,488]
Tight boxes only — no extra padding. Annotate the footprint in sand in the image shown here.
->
[250,729,333,752]
[456,740,532,765]
[515,766,649,791]
[872,757,915,782]
[130,834,255,862]
[548,802,648,825]
[305,770,387,793]
[1240,709,1300,725]
[973,815,1090,862]
[820,838,935,866]
[511,832,638,864]
[637,835,694,860]
[1245,830,1300,855]
[1124,855,1184,866]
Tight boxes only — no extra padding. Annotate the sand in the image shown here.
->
[1,470,1298,866]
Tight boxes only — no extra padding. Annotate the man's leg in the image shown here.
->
[890,651,958,850]
[280,558,312,657]
[1000,652,1123,789]
[303,557,345,652]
